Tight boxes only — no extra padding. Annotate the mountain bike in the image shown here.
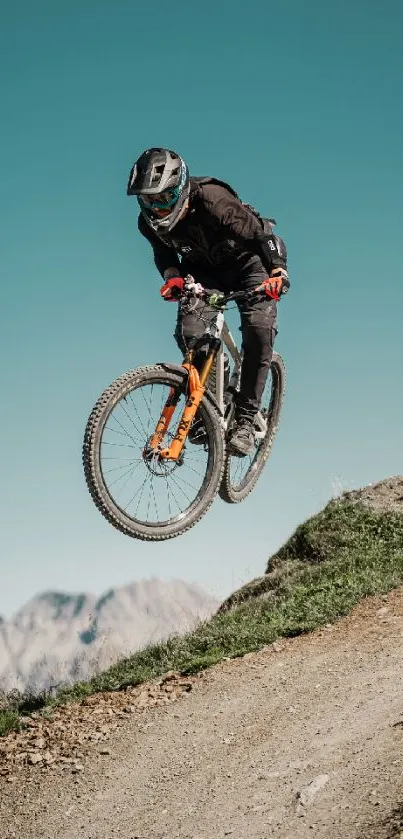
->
[82,277,286,541]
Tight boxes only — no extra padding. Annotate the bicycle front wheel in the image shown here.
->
[83,365,225,540]
[219,352,286,504]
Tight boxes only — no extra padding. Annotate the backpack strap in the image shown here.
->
[190,176,240,200]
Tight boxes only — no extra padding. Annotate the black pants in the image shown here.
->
[174,263,278,418]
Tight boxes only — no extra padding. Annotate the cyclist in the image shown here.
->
[127,147,289,456]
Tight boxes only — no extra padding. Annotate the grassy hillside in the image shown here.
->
[1,481,403,738]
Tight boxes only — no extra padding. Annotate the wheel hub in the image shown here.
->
[143,434,184,475]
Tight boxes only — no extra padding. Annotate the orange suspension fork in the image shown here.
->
[149,387,180,450]
[148,350,197,450]
[158,353,216,461]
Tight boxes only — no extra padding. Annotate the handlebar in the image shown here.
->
[182,275,289,307]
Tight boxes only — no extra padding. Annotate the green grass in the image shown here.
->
[1,499,403,738]
[0,710,20,737]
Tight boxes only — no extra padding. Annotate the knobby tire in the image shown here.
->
[219,353,286,504]
[83,365,225,541]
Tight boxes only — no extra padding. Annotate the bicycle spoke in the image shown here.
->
[113,464,140,497]
[125,473,150,514]
[146,384,154,436]
[103,425,139,442]
[168,478,186,515]
[127,392,149,439]
[169,474,193,505]
[107,461,143,488]
[140,384,157,427]
[101,456,143,461]
[166,480,173,518]
[181,452,209,464]
[182,462,205,478]
[102,460,140,475]
[119,399,146,441]
[171,473,199,493]
[150,478,159,521]
[107,414,140,448]
[101,440,140,451]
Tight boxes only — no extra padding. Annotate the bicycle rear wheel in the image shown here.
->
[83,365,225,540]
[219,352,286,504]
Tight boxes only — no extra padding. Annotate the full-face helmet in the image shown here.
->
[127,147,190,231]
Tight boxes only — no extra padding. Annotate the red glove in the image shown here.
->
[160,277,184,302]
[260,268,289,301]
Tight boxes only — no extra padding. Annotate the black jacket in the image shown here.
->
[137,177,287,279]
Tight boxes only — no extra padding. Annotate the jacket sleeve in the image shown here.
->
[137,214,181,278]
[207,193,287,273]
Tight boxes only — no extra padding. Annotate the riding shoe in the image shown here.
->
[227,417,255,457]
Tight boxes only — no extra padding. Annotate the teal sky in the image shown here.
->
[1,0,402,617]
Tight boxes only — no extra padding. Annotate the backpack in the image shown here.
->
[191,176,276,236]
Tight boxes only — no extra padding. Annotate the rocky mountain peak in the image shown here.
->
[0,579,219,694]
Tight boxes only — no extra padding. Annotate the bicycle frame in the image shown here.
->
[148,289,268,462]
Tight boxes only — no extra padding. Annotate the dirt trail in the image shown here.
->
[2,588,403,839]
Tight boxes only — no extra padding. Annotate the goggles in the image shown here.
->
[139,185,181,211]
